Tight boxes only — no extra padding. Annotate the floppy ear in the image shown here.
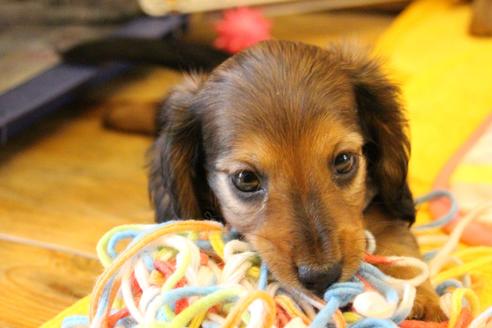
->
[330,44,415,224]
[147,74,217,222]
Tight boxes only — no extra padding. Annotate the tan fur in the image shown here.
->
[103,101,157,135]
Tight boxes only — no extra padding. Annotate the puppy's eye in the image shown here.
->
[333,152,357,175]
[231,170,261,192]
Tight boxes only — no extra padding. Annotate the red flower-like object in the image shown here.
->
[214,7,272,54]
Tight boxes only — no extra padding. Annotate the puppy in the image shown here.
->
[148,40,445,320]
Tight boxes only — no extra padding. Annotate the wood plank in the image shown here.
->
[271,11,396,45]
[138,0,406,15]
[185,10,396,47]
[0,239,101,328]
[0,67,182,255]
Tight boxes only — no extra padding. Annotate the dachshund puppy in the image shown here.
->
[148,40,445,320]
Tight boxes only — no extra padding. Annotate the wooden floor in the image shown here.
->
[0,10,397,327]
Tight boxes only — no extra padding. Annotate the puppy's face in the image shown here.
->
[149,41,414,296]
[209,124,367,293]
[204,64,368,292]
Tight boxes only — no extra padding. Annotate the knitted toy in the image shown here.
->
[62,190,492,328]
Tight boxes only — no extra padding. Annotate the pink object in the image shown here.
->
[429,114,492,246]
[214,7,272,54]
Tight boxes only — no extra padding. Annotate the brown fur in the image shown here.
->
[103,101,158,135]
[147,40,445,320]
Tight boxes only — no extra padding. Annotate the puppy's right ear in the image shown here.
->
[147,74,209,222]
[328,43,415,224]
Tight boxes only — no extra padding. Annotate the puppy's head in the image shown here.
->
[148,40,414,295]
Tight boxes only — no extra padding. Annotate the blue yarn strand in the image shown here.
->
[258,262,269,290]
[350,318,398,328]
[94,277,115,321]
[309,298,340,328]
[435,279,463,295]
[309,282,364,328]
[107,230,139,259]
[413,189,459,231]
[61,315,89,328]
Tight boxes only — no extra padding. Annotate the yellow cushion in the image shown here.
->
[40,297,89,328]
[376,0,492,308]
[376,0,492,197]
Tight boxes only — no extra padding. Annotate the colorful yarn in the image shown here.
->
[62,190,492,328]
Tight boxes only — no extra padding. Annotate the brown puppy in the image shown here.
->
[148,40,445,320]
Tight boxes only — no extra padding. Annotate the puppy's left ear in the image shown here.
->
[148,74,218,222]
[330,44,415,224]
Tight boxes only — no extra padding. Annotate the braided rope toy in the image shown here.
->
[62,191,492,328]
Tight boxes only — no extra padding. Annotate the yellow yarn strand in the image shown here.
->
[189,310,208,328]
[448,288,481,328]
[453,247,492,260]
[209,231,225,260]
[432,255,492,285]
[168,288,241,328]
[343,312,362,323]
[222,291,276,328]
[247,266,260,279]
[275,295,310,324]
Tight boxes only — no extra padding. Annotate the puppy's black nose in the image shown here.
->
[297,262,342,294]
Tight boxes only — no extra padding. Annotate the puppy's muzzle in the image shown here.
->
[297,262,342,295]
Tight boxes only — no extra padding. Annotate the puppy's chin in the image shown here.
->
[245,228,366,298]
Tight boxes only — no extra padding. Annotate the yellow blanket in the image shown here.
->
[42,0,492,326]
[376,0,492,197]
[376,0,492,308]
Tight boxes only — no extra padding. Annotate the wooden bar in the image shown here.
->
[0,15,186,145]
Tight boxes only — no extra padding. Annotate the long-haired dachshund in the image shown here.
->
[146,40,444,320]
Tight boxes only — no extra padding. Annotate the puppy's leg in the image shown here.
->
[364,206,447,322]
[103,101,158,135]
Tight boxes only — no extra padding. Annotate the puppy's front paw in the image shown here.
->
[409,284,447,322]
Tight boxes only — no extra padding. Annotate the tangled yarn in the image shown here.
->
[62,190,492,328]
